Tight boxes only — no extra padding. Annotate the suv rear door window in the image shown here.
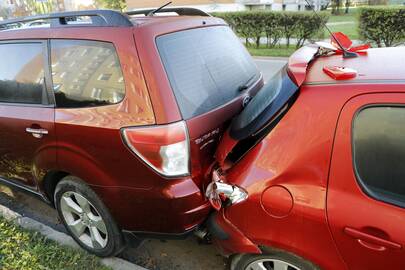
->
[157,26,260,119]
[0,43,45,104]
[50,40,125,108]
[353,106,405,207]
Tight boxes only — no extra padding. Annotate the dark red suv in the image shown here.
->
[0,8,263,256]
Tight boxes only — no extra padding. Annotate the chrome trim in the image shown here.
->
[26,127,49,138]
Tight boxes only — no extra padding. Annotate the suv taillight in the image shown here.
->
[121,121,190,177]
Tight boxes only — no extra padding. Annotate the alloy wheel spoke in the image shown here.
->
[61,195,83,215]
[250,262,267,270]
[273,261,289,270]
[68,219,86,236]
[90,215,107,234]
[74,193,91,214]
[89,225,106,249]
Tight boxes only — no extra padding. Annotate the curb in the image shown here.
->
[0,204,147,270]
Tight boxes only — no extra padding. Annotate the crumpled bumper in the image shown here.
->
[207,210,261,256]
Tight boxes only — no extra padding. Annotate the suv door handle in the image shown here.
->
[344,227,402,251]
[26,127,48,138]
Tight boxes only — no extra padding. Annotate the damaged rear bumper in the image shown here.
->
[207,210,261,256]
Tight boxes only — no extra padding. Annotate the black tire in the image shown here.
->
[54,176,125,257]
[230,248,320,270]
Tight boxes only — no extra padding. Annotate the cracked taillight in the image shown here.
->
[121,121,190,177]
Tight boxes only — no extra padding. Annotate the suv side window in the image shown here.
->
[0,43,45,104]
[353,106,405,207]
[50,40,125,108]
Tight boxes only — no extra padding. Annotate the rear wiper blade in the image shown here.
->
[238,74,257,92]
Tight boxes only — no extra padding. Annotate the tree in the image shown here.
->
[14,0,55,16]
[0,6,12,19]
[95,0,126,11]
[345,0,350,14]
[331,0,341,15]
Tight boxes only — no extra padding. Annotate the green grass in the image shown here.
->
[325,9,360,40]
[325,21,360,40]
[247,44,297,57]
[327,8,359,23]
[0,216,110,270]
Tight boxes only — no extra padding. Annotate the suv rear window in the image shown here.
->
[157,26,260,119]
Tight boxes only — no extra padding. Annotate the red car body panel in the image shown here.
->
[287,45,318,86]
[0,105,56,189]
[328,92,405,270]
[210,47,405,269]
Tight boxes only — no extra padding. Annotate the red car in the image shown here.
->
[0,9,263,256]
[206,39,405,269]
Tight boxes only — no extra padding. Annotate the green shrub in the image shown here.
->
[212,11,328,49]
[262,12,283,48]
[359,7,405,47]
[293,12,329,48]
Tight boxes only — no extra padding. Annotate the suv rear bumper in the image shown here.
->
[91,178,211,235]
[207,210,261,256]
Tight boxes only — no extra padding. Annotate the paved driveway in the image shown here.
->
[0,57,287,270]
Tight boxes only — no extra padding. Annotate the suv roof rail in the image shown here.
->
[0,10,133,30]
[126,7,211,17]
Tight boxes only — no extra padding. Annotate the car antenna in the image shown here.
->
[147,1,173,16]
[304,0,357,58]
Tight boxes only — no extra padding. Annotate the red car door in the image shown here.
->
[0,41,55,189]
[328,93,405,270]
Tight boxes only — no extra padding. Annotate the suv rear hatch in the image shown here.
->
[156,25,263,186]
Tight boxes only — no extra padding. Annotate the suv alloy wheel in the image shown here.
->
[54,176,125,257]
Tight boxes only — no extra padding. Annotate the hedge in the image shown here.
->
[359,7,405,47]
[212,11,329,49]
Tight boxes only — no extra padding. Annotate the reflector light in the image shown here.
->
[121,121,190,177]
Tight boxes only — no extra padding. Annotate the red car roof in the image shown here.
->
[305,47,405,85]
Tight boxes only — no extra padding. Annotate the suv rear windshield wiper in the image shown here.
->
[238,74,257,92]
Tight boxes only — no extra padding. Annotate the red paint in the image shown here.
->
[331,32,371,54]
[323,66,357,80]
[211,209,261,256]
[0,16,263,235]
[210,44,405,270]
[331,32,353,49]
[261,185,293,218]
[327,93,405,270]
[215,130,238,168]
[287,45,318,86]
